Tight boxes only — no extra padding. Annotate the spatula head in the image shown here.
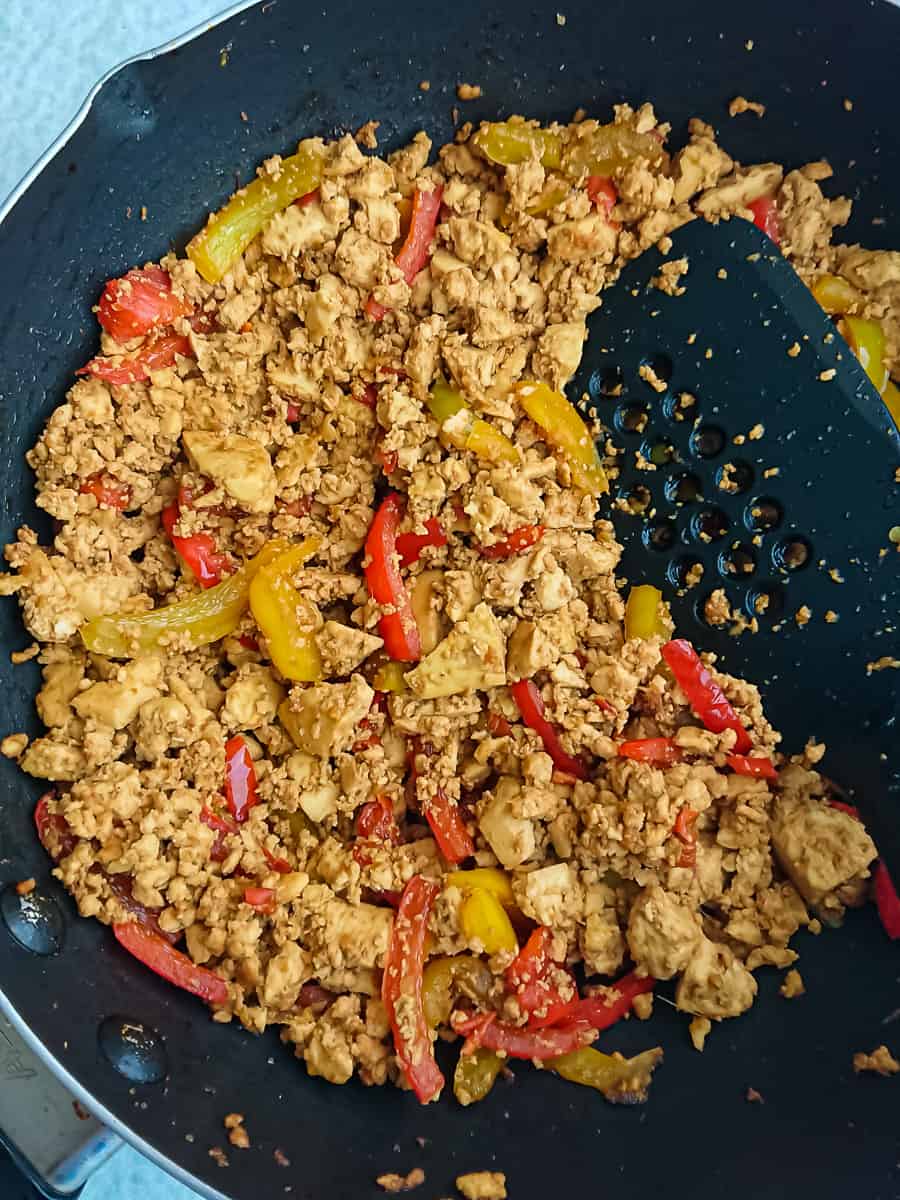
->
[575,217,900,868]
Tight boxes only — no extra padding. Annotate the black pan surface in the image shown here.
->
[0,2,898,1197]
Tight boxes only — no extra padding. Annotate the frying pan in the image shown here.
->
[0,1,898,1197]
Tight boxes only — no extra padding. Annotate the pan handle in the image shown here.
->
[0,1013,120,1197]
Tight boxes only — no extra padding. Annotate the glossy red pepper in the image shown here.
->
[285,402,301,422]
[244,886,276,912]
[510,679,587,779]
[34,794,77,861]
[356,794,400,843]
[453,1011,595,1060]
[366,185,444,320]
[673,806,698,868]
[97,266,190,341]
[395,518,447,568]
[103,871,179,945]
[79,473,132,511]
[161,499,233,589]
[382,876,445,1103]
[505,927,574,1027]
[478,524,545,561]
[874,862,900,940]
[262,845,292,874]
[376,447,399,476]
[224,736,259,824]
[113,921,228,1006]
[200,804,238,863]
[827,800,860,820]
[563,970,655,1031]
[726,754,777,780]
[586,175,618,220]
[364,493,422,662]
[747,195,783,246]
[661,639,752,754]
[423,787,475,865]
[487,711,512,736]
[79,332,193,385]
[619,737,682,767]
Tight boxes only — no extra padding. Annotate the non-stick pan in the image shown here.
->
[0,2,898,1198]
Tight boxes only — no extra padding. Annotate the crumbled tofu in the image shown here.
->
[456,1172,507,1200]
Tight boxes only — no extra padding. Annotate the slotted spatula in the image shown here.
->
[572,217,900,875]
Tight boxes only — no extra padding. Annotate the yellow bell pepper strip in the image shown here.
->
[427,379,466,421]
[372,660,408,693]
[562,123,664,178]
[249,537,322,681]
[549,1045,663,1104]
[513,381,608,494]
[422,955,494,1029]
[839,316,890,395]
[526,179,570,216]
[445,868,514,906]
[186,142,324,283]
[453,1047,504,1106]
[426,382,519,465]
[883,380,900,428]
[81,538,291,657]
[471,121,562,169]
[811,273,858,315]
[624,584,667,640]
[382,876,445,1104]
[459,888,518,954]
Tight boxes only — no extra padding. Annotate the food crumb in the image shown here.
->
[208,1147,229,1168]
[787,341,801,357]
[729,96,766,118]
[1,733,28,758]
[746,1087,764,1104]
[224,1113,250,1149]
[824,610,839,624]
[828,567,845,583]
[15,878,35,896]
[377,1168,426,1192]
[638,363,667,393]
[853,1046,899,1076]
[843,98,854,112]
[139,205,147,222]
[716,268,728,279]
[632,992,654,1021]
[808,918,823,936]
[819,368,837,381]
[274,1149,291,1168]
[651,257,688,296]
[733,434,746,445]
[745,38,754,50]
[704,347,713,359]
[684,562,704,589]
[687,332,697,345]
[239,111,249,123]
[866,656,900,675]
[795,605,812,628]
[762,467,780,479]
[780,969,805,999]
[556,11,567,24]
[11,643,39,664]
[748,423,764,440]
[689,1016,712,1052]
[354,121,381,149]
[456,1172,507,1200]
[419,80,431,92]
[457,83,482,101]
[705,589,731,627]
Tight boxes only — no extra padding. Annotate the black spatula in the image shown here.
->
[573,217,900,874]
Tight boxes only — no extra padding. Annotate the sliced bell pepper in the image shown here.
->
[487,711,512,736]
[426,379,467,422]
[248,537,322,681]
[373,660,408,693]
[200,804,237,862]
[364,493,421,663]
[513,381,607,495]
[426,382,518,465]
[882,379,900,427]
[187,142,324,284]
[505,927,574,1027]
[472,121,562,169]
[672,806,698,869]
[79,473,132,511]
[624,584,667,640]
[356,794,400,843]
[510,679,587,780]
[549,1045,662,1103]
[79,332,194,386]
[262,845,292,875]
[422,955,494,1030]
[97,266,190,341]
[586,175,618,218]
[114,921,228,1006]
[454,1011,595,1060]
[726,753,777,780]
[811,273,858,315]
[225,735,259,824]
[563,123,665,178]
[479,525,544,561]
[459,888,518,954]
[445,868,514,907]
[34,793,77,862]
[162,499,233,589]
[382,876,445,1103]
[619,738,682,767]
[423,787,474,865]
[395,518,447,568]
[747,195,783,246]
[454,1046,504,1106]
[661,639,752,753]
[366,185,443,319]
[839,316,890,395]
[243,886,276,912]
[103,871,179,944]
[563,971,655,1032]
[874,862,900,940]
[81,537,291,657]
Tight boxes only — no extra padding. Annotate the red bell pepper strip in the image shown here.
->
[358,384,378,408]
[244,886,276,912]
[505,926,574,1027]
[453,1011,596,1060]
[366,186,444,320]
[79,473,132,511]
[510,679,587,779]
[874,863,900,940]
[395,518,447,568]
[296,981,336,1010]
[113,921,228,1006]
[423,787,475,865]
[224,736,259,824]
[262,845,292,874]
[285,402,301,423]
[34,794,77,861]
[161,499,233,589]
[726,754,777,780]
[586,175,618,219]
[619,737,682,767]
[747,195,783,246]
[364,493,422,662]
[97,267,190,342]
[479,524,545,561]
[382,876,445,1103]
[79,332,194,386]
[661,639,752,754]
[200,805,237,863]
[103,871,179,945]
[563,971,655,1031]
[673,806,698,868]
[487,711,512,736]
[827,800,860,820]
[356,794,400,843]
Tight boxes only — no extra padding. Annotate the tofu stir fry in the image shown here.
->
[3,105,898,1106]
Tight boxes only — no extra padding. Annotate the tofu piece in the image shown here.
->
[279,674,373,758]
[478,776,535,868]
[406,602,506,699]
[182,430,277,513]
[626,884,703,980]
[322,899,393,969]
[581,888,626,977]
[513,862,582,930]
[72,657,163,730]
[676,936,758,1019]
[221,664,285,730]
[771,795,876,905]
[314,621,383,678]
[36,657,85,727]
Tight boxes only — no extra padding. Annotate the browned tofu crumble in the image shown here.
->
[852,1046,899,1076]
[1,105,892,1102]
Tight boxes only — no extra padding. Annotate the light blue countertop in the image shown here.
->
[1,4,232,1195]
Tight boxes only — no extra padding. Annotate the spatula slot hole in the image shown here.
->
[692,506,730,542]
[643,519,677,551]
[668,555,704,588]
[615,403,649,433]
[665,471,702,504]
[690,424,726,458]
[719,542,757,578]
[747,583,786,621]
[620,484,653,515]
[591,366,624,397]
[745,496,784,532]
[641,352,673,386]
[644,437,676,466]
[716,459,754,494]
[773,535,812,572]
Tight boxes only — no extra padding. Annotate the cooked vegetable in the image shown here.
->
[79,474,131,512]
[747,195,782,246]
[225,735,259,823]
[619,737,682,767]
[459,888,518,954]
[505,926,574,1027]
[661,639,752,753]
[672,806,698,868]
[513,380,607,494]
[353,795,400,865]
[624,584,667,640]
[187,142,324,283]
[79,331,194,385]
[34,794,76,861]
[479,525,544,561]
[445,868,514,906]
[423,787,475,864]
[453,1046,504,1106]
[395,518,447,568]
[97,266,189,341]
[874,862,900,940]
[562,970,655,1031]
[372,660,408,693]
[840,316,890,395]
[472,121,562,169]
[563,123,665,178]
[454,1011,595,1060]
[249,537,322,681]
[422,955,494,1029]
[113,921,228,1006]
[811,273,858,315]
[427,382,518,465]
[586,175,618,217]
[364,493,422,663]
[162,499,233,589]
[243,886,276,912]
[549,1045,663,1104]
[382,876,445,1103]
[726,753,777,780]
[510,679,587,779]
[366,185,444,319]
